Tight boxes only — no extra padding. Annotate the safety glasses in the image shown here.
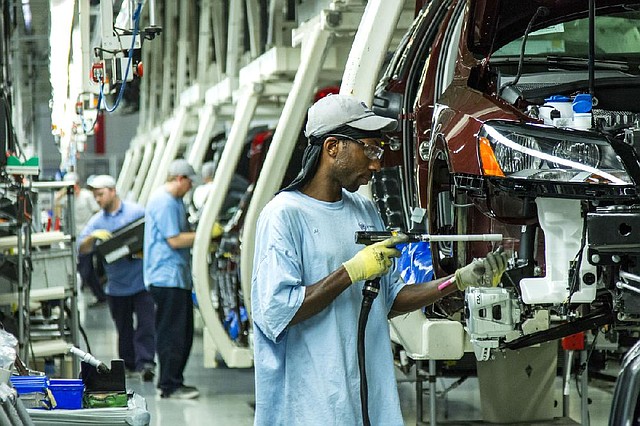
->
[327,134,384,161]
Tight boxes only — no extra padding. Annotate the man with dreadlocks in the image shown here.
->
[250,94,508,425]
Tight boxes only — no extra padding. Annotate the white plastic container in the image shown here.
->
[540,95,573,126]
[545,101,573,118]
[573,112,592,130]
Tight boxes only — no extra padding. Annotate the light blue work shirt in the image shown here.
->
[251,190,406,426]
[78,201,145,296]
[143,188,192,290]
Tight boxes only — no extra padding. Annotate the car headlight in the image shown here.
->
[493,134,542,173]
[478,121,631,185]
[551,141,600,169]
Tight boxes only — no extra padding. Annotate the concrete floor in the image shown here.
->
[78,289,616,426]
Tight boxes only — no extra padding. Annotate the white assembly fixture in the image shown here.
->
[191,43,301,368]
[240,0,410,316]
[186,104,219,171]
[390,313,464,361]
[130,138,156,201]
[193,84,262,368]
[117,142,143,198]
[138,127,169,205]
[239,23,334,318]
[339,0,408,104]
[146,107,189,194]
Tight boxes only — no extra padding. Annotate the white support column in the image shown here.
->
[267,0,285,48]
[175,0,191,96]
[116,148,133,193]
[138,130,167,205]
[245,0,262,59]
[187,104,218,170]
[131,139,155,201]
[147,22,165,129]
[197,0,213,84]
[124,146,143,197]
[98,0,114,51]
[340,0,405,201]
[226,0,244,80]
[339,0,405,104]
[212,0,226,78]
[161,1,177,116]
[78,0,92,94]
[117,144,143,199]
[192,84,261,368]
[240,24,332,317]
[149,107,189,194]
[186,2,198,88]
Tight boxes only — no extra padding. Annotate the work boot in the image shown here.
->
[140,365,155,382]
[160,385,199,399]
[88,299,107,308]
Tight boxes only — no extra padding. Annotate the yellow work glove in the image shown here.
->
[90,229,112,241]
[342,234,408,283]
[455,251,508,291]
[211,222,224,239]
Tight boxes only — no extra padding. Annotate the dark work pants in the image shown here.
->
[107,290,157,371]
[149,286,194,393]
[78,253,106,301]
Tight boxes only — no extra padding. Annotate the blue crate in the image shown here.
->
[10,375,48,394]
[48,379,84,409]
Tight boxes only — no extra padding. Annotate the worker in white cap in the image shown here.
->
[251,95,508,425]
[79,174,156,381]
[192,161,216,211]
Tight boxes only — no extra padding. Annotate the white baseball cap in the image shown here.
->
[304,94,397,138]
[168,159,197,181]
[87,174,116,189]
[201,161,216,180]
[63,172,79,183]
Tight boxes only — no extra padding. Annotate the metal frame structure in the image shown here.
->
[116,141,143,198]
[112,0,414,369]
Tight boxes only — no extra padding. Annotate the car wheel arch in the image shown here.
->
[424,134,461,275]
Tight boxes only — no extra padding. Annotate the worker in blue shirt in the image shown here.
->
[251,95,508,425]
[143,159,199,400]
[79,175,156,381]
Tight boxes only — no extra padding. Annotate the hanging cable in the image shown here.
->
[98,1,143,113]
[566,213,588,307]
[499,6,550,94]
[80,92,103,134]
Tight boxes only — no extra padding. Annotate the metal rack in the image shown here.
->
[0,181,80,377]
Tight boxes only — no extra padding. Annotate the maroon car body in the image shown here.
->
[375,0,640,277]
[371,1,640,421]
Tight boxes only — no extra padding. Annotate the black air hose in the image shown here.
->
[358,278,381,426]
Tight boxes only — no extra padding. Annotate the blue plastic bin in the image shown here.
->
[48,379,84,409]
[10,375,48,394]
[10,376,49,409]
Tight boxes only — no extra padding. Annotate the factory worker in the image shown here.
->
[251,94,508,425]
[79,175,156,381]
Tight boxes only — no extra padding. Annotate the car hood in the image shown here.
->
[469,0,640,56]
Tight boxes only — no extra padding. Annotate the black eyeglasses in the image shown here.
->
[327,134,384,161]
